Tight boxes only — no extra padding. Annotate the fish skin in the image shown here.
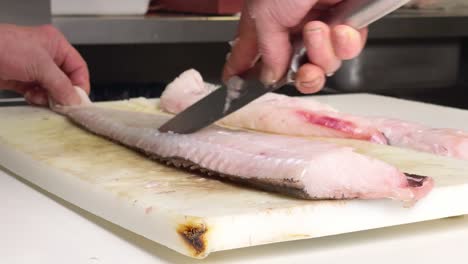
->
[55,91,432,203]
[160,69,468,160]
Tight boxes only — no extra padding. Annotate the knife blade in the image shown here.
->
[158,77,279,134]
[158,0,411,134]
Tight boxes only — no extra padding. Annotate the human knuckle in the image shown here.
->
[37,25,60,37]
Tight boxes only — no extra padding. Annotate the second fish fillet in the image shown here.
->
[160,69,387,144]
[160,69,468,160]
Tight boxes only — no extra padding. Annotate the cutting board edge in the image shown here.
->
[0,140,211,259]
[5,138,468,259]
[0,98,468,254]
[205,184,468,254]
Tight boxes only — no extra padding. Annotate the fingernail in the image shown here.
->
[24,91,35,105]
[300,77,322,89]
[335,28,350,47]
[229,37,239,48]
[24,91,33,101]
[32,94,47,106]
[25,91,47,106]
[260,68,277,85]
[225,52,232,61]
[250,53,261,68]
[306,27,323,49]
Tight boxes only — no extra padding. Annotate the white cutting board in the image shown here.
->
[1,94,468,259]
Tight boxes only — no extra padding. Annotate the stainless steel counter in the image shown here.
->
[52,9,468,45]
[52,15,239,45]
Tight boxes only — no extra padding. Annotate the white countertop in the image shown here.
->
[2,168,468,264]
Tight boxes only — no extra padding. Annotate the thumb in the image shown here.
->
[222,4,259,82]
[33,54,81,106]
[243,0,320,84]
[255,28,291,85]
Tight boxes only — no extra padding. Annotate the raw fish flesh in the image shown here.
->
[53,88,432,204]
[160,69,387,144]
[371,118,468,161]
[160,69,468,160]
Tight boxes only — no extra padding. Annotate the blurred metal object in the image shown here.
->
[53,9,468,45]
[155,0,244,15]
[328,41,460,93]
[404,0,468,10]
[0,0,50,25]
[53,15,240,45]
[288,0,411,85]
[0,91,26,106]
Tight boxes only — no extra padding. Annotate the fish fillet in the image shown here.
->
[160,69,387,144]
[370,118,468,160]
[52,88,432,204]
[160,69,468,160]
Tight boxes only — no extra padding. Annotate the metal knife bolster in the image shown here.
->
[282,0,411,86]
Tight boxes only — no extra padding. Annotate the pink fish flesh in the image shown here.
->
[370,118,468,160]
[160,69,387,144]
[53,90,433,203]
[160,69,468,160]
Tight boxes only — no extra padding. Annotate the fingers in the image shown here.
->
[0,80,48,106]
[255,27,291,84]
[0,25,88,106]
[222,5,259,82]
[224,0,316,85]
[303,21,341,76]
[60,46,90,94]
[37,25,91,94]
[0,79,32,95]
[253,5,293,84]
[56,36,90,94]
[13,54,84,106]
[31,53,80,106]
[331,25,366,60]
[295,64,325,94]
[299,21,367,93]
[24,87,48,106]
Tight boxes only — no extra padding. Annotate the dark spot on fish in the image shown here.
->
[283,178,299,183]
[405,173,428,187]
[177,222,208,257]
[381,132,390,145]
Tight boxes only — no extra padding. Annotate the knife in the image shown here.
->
[159,0,411,134]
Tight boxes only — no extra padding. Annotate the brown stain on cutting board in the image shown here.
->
[177,219,209,258]
[287,233,313,239]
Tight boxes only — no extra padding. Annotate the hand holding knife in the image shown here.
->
[159,0,411,134]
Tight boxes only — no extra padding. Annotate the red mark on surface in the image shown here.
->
[295,110,386,143]
[145,206,153,214]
